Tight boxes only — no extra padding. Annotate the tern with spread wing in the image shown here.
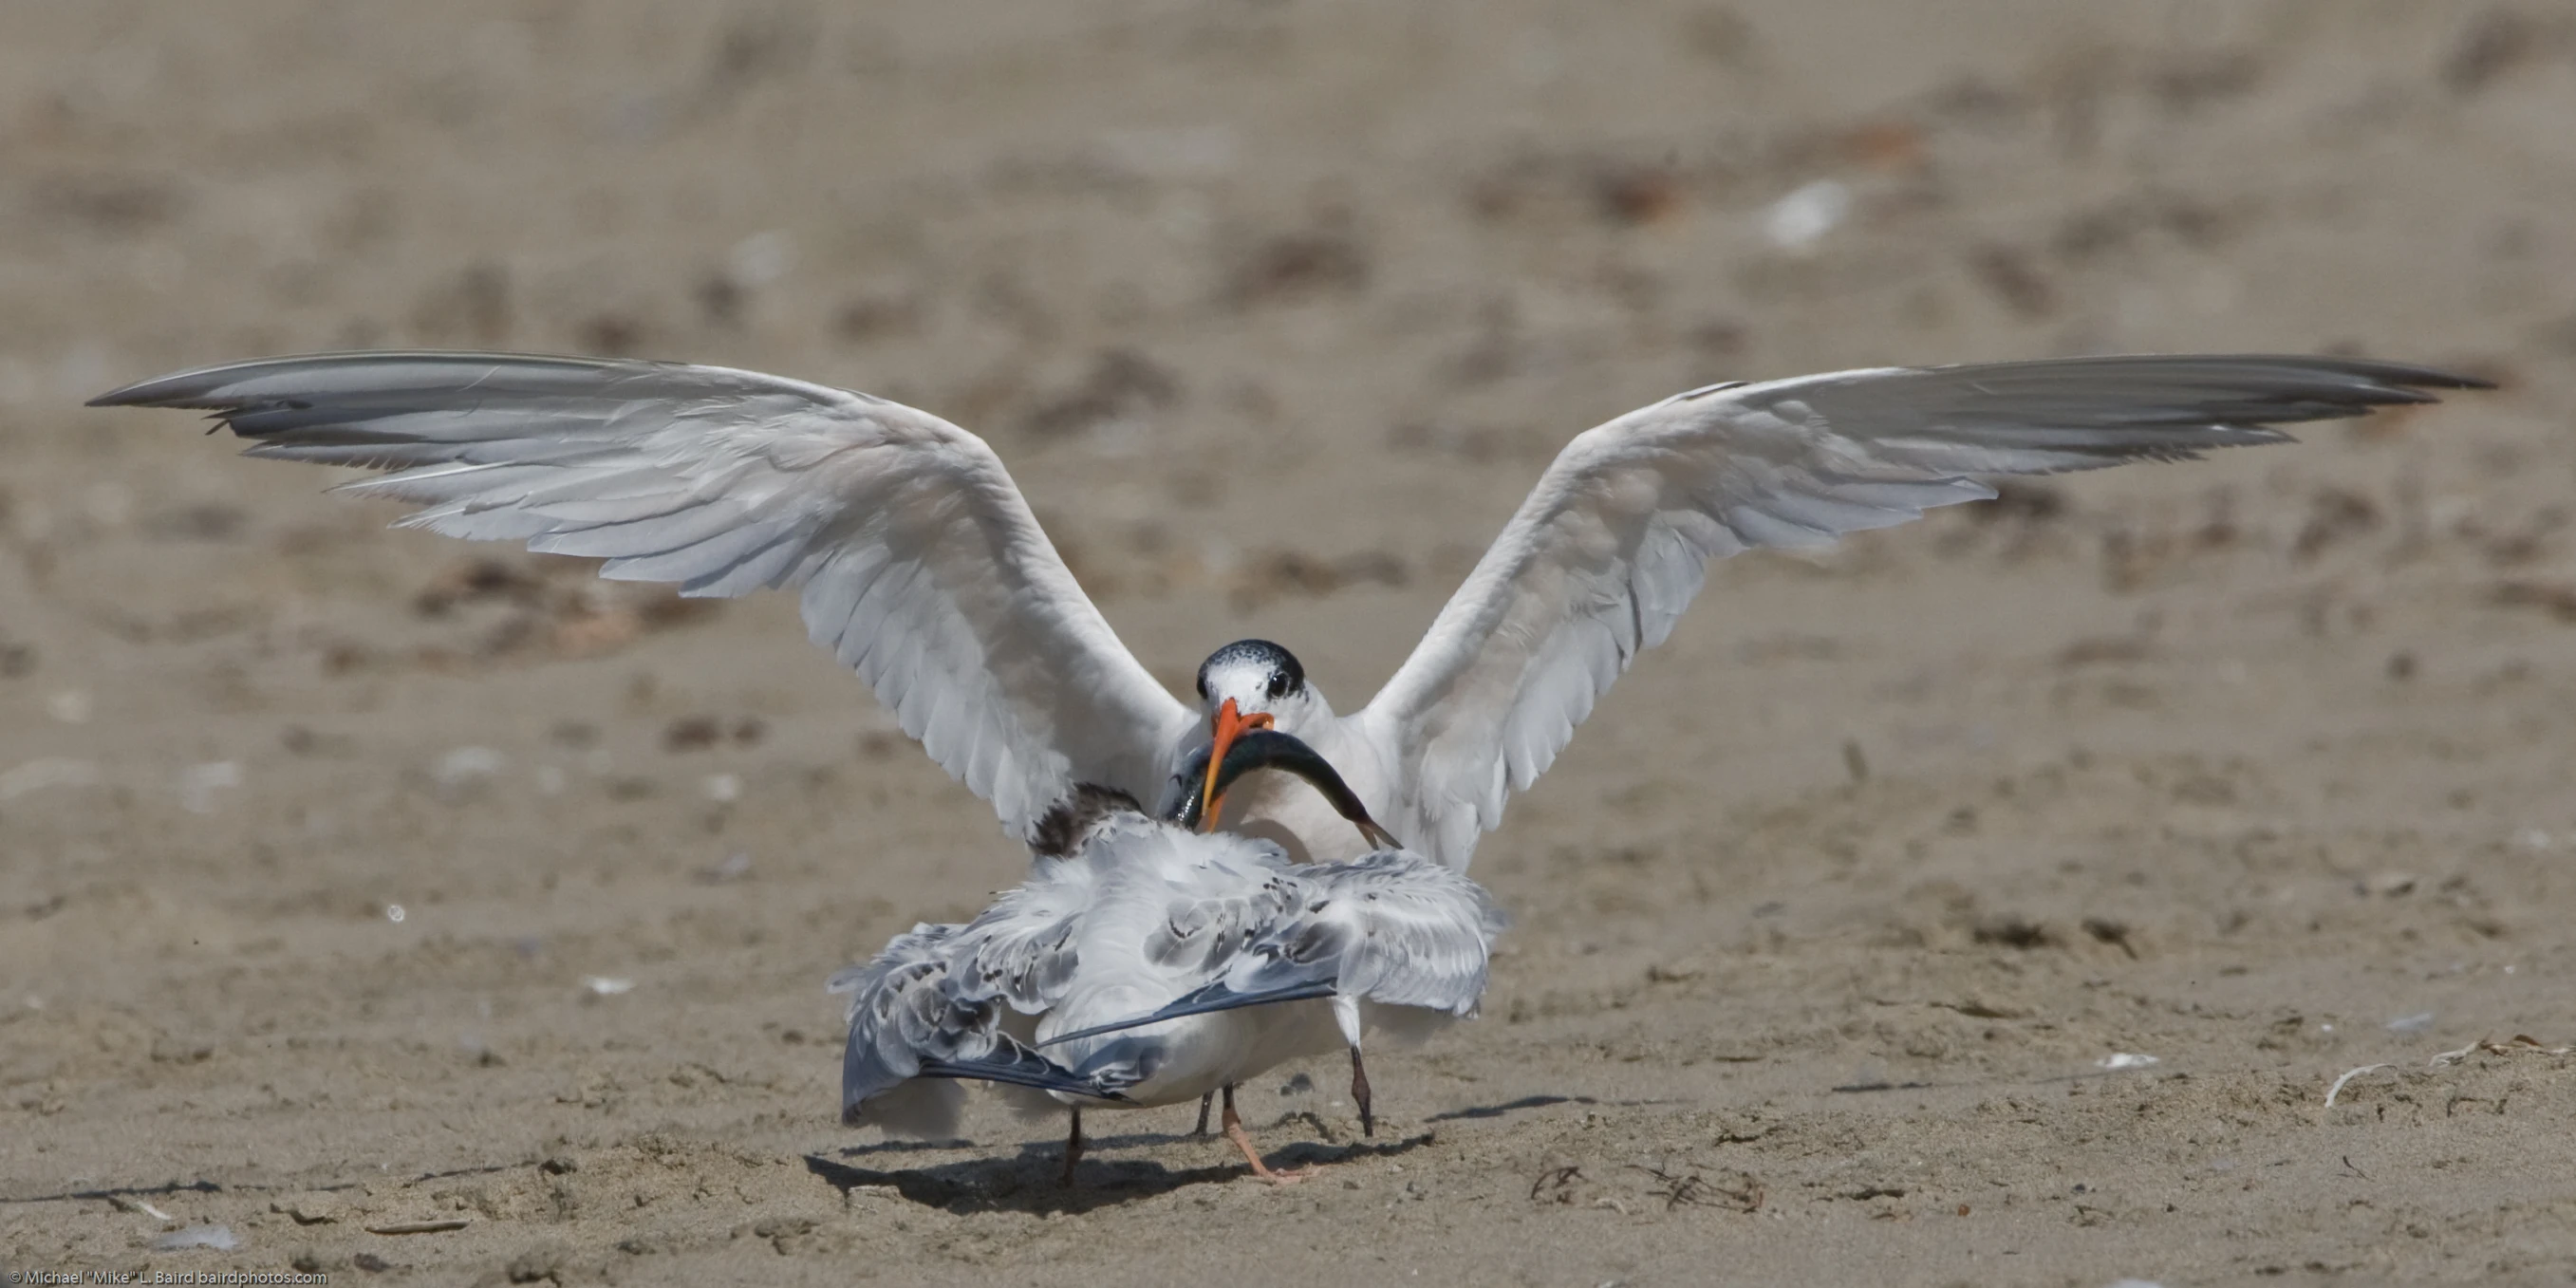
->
[833,728,1502,1184]
[93,351,2486,867]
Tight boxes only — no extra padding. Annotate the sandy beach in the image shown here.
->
[5,2,2574,1282]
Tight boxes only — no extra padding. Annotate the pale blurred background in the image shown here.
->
[6,3,2575,1280]
[10,0,2568,715]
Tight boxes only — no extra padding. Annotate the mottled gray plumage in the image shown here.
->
[830,877,1145,1139]
[1039,849,1503,1047]
[831,756,1502,1142]
[829,920,1126,1141]
[1242,849,1503,1010]
[1028,784,1146,860]
[828,924,980,1139]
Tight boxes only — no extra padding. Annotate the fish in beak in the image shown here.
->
[1171,725,1397,851]
[1196,697,1274,831]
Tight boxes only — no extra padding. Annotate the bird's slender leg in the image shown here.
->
[1349,1046,1374,1138]
[1194,1091,1213,1137]
[1221,1084,1316,1185]
[1060,1107,1083,1186]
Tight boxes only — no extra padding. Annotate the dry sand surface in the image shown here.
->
[7,1,2576,1283]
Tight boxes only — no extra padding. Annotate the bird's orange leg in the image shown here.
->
[1221,1084,1316,1185]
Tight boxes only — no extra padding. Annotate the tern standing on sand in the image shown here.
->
[835,728,1503,1183]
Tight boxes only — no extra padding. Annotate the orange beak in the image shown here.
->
[1197,698,1274,832]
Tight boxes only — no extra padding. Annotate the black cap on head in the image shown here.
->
[1194,639,1305,702]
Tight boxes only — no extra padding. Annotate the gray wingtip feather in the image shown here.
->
[1933,352,2493,394]
[86,349,652,410]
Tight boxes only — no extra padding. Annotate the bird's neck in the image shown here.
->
[1275,687,1334,733]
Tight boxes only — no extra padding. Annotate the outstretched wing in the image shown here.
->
[1358,354,2487,867]
[91,352,1198,837]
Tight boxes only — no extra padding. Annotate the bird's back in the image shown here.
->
[1038,822,1336,1101]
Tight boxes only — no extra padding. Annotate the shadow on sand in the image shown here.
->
[1424,1093,1599,1122]
[804,1118,1435,1213]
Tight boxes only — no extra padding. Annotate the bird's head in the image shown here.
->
[1194,638,1315,730]
[1190,639,1321,823]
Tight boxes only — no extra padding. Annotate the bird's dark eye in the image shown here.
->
[1265,672,1289,700]
[1196,675,1208,700]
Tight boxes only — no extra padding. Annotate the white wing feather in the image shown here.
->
[92,351,1197,837]
[1245,850,1503,1013]
[1358,354,2485,868]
